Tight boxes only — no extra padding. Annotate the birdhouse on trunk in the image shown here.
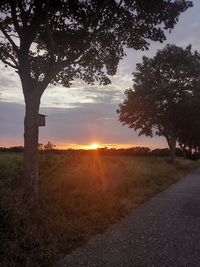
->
[37,114,46,127]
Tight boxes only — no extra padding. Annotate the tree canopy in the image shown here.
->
[117,44,200,162]
[0,0,193,91]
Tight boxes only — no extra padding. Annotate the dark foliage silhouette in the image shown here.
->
[117,44,200,163]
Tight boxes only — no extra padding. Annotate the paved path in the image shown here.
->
[59,168,200,267]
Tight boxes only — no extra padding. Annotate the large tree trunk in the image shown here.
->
[24,98,40,203]
[166,136,176,163]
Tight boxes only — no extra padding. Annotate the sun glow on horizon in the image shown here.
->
[89,143,100,150]
[55,142,164,150]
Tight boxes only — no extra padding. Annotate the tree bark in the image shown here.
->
[166,136,176,163]
[24,97,40,203]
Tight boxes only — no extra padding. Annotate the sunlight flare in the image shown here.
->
[89,143,100,150]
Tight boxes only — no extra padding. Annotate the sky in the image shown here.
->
[1,1,200,149]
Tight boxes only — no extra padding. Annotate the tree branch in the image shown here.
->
[0,34,19,39]
[17,0,27,26]
[117,0,124,8]
[45,0,55,63]
[8,1,21,35]
[8,53,19,67]
[0,24,19,54]
[25,2,44,51]
[1,58,18,69]
[38,0,125,95]
[0,43,19,68]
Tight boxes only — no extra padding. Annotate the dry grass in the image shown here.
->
[0,152,199,266]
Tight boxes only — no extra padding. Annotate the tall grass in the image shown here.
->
[0,152,199,266]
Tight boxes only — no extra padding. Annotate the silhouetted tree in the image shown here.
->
[177,99,200,159]
[0,1,192,202]
[117,44,200,163]
[44,141,55,150]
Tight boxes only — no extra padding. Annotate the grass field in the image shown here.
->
[0,152,200,267]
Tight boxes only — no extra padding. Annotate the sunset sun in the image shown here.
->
[89,143,99,150]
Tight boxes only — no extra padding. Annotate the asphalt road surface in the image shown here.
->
[59,168,200,267]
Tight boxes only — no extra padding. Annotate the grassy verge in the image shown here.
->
[0,152,199,266]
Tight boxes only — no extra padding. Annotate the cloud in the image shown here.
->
[0,101,166,148]
[0,102,24,146]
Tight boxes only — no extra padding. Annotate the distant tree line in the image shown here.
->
[1,145,199,160]
[0,146,24,153]
[0,141,56,153]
